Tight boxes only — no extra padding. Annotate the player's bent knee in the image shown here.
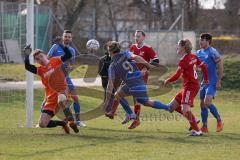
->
[114,92,121,100]
[200,101,206,108]
[204,100,212,107]
[38,121,47,128]
[58,94,67,104]
[204,96,213,107]
[169,99,180,110]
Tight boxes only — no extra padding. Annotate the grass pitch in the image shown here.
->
[0,88,240,160]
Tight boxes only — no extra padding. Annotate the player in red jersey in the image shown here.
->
[24,45,79,134]
[128,30,160,129]
[164,39,208,136]
[130,30,159,63]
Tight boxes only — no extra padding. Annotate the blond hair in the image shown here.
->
[179,39,192,54]
[32,49,44,58]
[107,41,120,53]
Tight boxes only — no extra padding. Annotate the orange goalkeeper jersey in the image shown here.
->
[37,57,67,109]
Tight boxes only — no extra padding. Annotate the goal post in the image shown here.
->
[26,0,34,128]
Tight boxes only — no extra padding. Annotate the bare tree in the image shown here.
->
[168,0,175,24]
[181,0,201,30]
[144,0,154,30]
[64,0,86,29]
[93,0,98,38]
[194,0,199,19]
[104,0,119,41]
[224,0,240,31]
[38,0,86,30]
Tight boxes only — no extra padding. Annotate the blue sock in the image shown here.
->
[201,107,208,127]
[167,102,174,109]
[73,102,80,115]
[209,104,221,122]
[119,98,133,115]
[152,101,169,110]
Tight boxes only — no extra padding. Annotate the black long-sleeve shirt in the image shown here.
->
[98,54,112,77]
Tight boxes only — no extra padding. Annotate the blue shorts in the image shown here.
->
[200,84,216,100]
[66,76,75,91]
[121,84,148,99]
[126,71,142,80]
[125,71,145,87]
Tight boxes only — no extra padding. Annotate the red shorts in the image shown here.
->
[174,86,199,107]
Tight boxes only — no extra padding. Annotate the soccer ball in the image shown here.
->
[86,39,100,52]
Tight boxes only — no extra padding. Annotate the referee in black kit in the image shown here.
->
[98,43,112,112]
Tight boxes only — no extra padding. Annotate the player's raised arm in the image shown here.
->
[103,64,115,109]
[60,45,72,62]
[164,42,186,86]
[150,58,160,66]
[126,51,154,70]
[25,55,37,74]
[47,44,58,59]
[105,80,114,102]
[164,67,182,86]
[148,46,160,66]
[24,45,37,74]
[134,55,154,69]
[47,36,63,59]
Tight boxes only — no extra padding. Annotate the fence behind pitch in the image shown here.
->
[0,1,52,63]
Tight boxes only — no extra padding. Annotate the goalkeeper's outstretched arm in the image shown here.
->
[24,44,37,74]
[24,55,37,74]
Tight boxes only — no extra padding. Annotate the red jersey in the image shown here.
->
[167,53,208,88]
[130,44,158,63]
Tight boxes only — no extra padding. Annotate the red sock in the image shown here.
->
[184,111,200,131]
[111,99,119,114]
[134,104,141,117]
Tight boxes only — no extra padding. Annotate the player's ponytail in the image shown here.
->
[179,39,192,54]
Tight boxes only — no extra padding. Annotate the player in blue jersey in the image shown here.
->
[47,30,86,127]
[103,41,169,120]
[99,45,138,125]
[196,33,223,132]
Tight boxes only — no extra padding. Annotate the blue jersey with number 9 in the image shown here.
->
[108,51,144,87]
